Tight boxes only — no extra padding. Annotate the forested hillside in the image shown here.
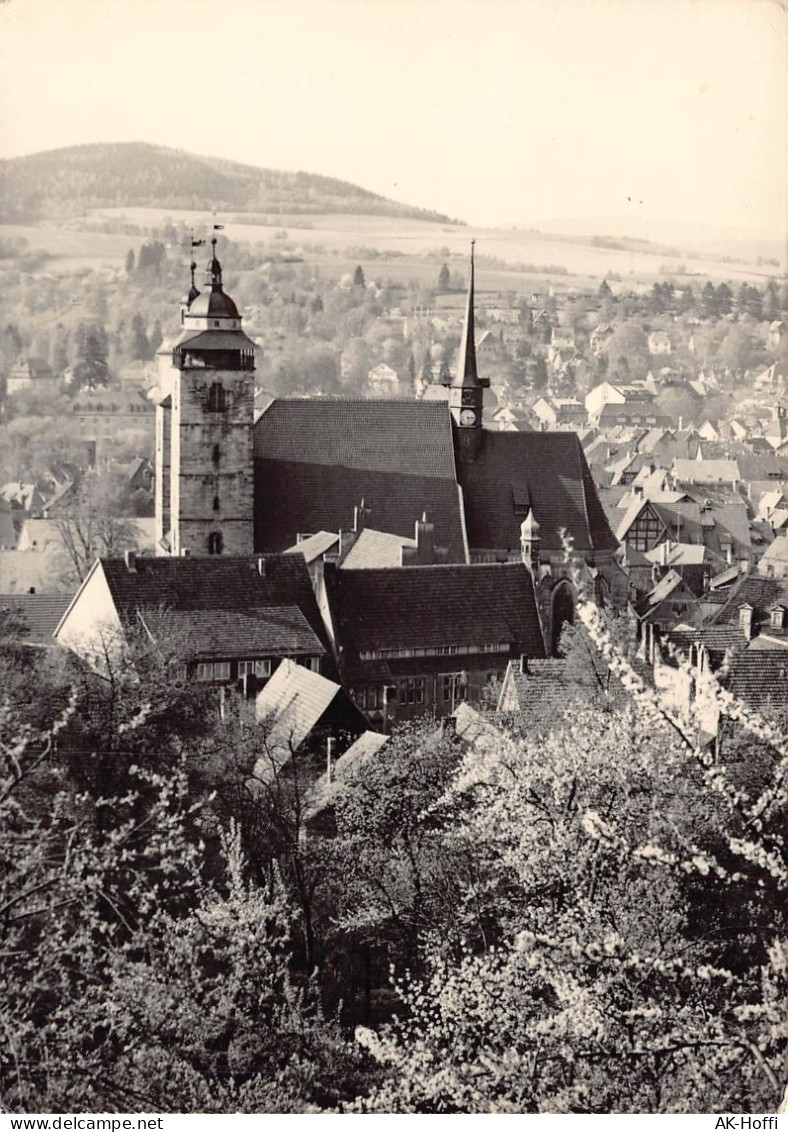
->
[0,142,458,224]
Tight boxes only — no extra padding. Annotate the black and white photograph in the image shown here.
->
[0,0,786,1116]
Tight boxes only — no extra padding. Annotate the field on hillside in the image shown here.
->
[2,207,783,290]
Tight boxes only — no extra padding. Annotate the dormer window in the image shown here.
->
[770,606,786,630]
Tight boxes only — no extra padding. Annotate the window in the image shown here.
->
[442,672,468,705]
[207,531,224,555]
[213,495,220,512]
[207,383,226,412]
[399,677,426,705]
[630,514,663,552]
[196,661,231,682]
[238,659,272,678]
[352,685,381,711]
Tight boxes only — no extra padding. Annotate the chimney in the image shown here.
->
[519,655,529,675]
[739,603,754,640]
[415,512,435,564]
[659,541,669,566]
[326,736,336,783]
[257,557,267,577]
[181,548,190,558]
[125,550,137,572]
[353,498,371,533]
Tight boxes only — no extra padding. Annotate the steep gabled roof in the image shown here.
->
[100,553,328,649]
[644,569,687,609]
[255,659,343,756]
[253,399,457,479]
[0,592,72,644]
[253,659,369,784]
[456,432,618,553]
[327,561,545,682]
[254,460,467,562]
[139,607,325,660]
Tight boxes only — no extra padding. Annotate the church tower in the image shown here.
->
[447,240,489,463]
[156,236,256,557]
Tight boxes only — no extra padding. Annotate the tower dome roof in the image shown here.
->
[187,289,240,320]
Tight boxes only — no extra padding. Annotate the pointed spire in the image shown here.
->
[453,240,478,388]
[453,240,489,389]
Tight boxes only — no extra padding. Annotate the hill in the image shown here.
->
[0,142,459,225]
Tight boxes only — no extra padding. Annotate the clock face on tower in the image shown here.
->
[460,408,476,426]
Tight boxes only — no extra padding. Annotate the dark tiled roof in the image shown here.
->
[737,454,788,482]
[327,562,545,683]
[498,657,600,717]
[100,554,328,650]
[253,399,457,479]
[710,573,788,628]
[457,432,618,553]
[653,501,703,543]
[664,624,747,668]
[0,593,72,643]
[254,460,467,562]
[140,606,325,660]
[726,652,788,711]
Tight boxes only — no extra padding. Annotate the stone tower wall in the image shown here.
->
[154,397,171,553]
[170,367,255,557]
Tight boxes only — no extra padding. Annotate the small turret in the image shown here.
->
[187,259,200,306]
[520,509,541,573]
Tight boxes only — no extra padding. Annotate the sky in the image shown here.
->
[0,0,786,236]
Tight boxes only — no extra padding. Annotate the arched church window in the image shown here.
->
[208,531,224,555]
[207,383,227,412]
[551,582,575,657]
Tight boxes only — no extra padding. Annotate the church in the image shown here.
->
[154,239,624,667]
